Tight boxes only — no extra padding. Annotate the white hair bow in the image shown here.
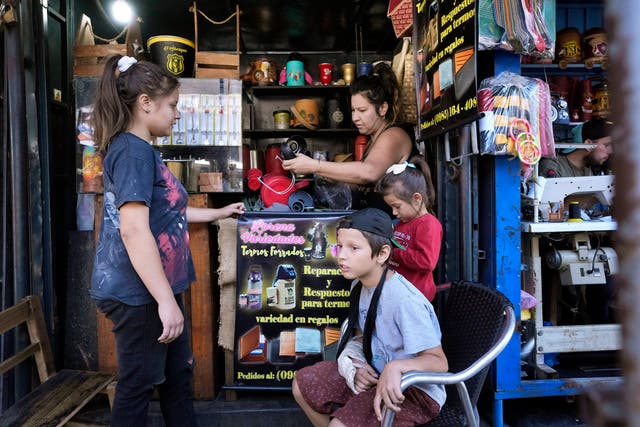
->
[117,56,137,73]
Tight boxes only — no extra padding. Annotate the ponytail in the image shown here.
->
[92,54,179,152]
[376,155,436,213]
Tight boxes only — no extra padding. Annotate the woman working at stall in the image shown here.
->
[282,63,416,211]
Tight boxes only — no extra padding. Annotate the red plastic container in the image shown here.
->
[259,173,308,207]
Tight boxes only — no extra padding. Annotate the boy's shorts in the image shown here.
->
[295,361,440,427]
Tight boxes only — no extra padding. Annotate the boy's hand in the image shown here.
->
[353,360,378,392]
[373,360,405,420]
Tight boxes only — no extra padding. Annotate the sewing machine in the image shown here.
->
[520,175,621,377]
[524,175,615,223]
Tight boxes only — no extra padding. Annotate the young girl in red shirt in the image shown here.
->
[376,156,442,301]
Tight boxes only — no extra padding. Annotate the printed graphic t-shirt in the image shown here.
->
[91,132,195,305]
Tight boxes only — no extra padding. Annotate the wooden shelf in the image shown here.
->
[520,63,606,77]
[246,84,351,97]
[521,219,617,233]
[243,128,359,138]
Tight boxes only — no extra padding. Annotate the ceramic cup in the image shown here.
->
[318,63,334,85]
[341,63,356,84]
[358,62,373,77]
[286,60,304,86]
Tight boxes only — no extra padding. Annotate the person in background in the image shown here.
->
[282,62,417,212]
[292,208,447,426]
[90,55,244,426]
[376,156,442,301]
[539,117,613,178]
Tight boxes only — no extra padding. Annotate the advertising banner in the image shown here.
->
[233,213,351,388]
[414,0,478,140]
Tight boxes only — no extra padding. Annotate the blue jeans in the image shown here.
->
[97,294,196,427]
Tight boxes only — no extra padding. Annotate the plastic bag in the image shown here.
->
[478,71,554,162]
[313,178,352,211]
[479,0,556,60]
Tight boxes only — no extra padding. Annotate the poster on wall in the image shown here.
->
[233,213,352,388]
[413,0,478,140]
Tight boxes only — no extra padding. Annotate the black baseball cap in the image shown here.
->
[339,208,405,250]
[565,117,613,153]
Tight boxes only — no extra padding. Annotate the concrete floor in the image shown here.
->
[74,390,590,426]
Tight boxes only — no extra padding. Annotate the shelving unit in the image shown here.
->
[520,62,606,76]
[243,83,356,169]
[487,3,620,424]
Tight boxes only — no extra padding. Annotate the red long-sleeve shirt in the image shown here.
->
[389,213,443,301]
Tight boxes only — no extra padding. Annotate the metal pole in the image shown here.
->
[606,1,640,425]
[3,0,30,401]
[4,0,30,300]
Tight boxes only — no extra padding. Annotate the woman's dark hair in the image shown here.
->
[349,62,400,124]
[92,55,179,152]
[376,155,436,214]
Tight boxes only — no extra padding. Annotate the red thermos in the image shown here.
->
[354,135,368,161]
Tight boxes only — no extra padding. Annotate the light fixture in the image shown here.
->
[111,0,133,25]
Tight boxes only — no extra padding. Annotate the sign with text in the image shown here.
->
[414,0,478,140]
[233,213,351,388]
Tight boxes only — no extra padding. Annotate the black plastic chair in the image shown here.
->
[381,281,516,427]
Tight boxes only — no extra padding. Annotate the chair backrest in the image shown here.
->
[439,281,513,409]
[0,295,56,383]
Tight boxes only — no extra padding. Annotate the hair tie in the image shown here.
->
[386,161,416,175]
[117,56,137,74]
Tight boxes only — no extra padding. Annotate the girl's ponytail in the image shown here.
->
[93,55,131,152]
[91,54,179,152]
[375,155,436,213]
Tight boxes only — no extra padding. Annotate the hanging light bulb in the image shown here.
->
[111,0,133,25]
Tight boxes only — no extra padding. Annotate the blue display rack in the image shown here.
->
[481,4,621,426]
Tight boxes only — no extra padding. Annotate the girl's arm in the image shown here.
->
[281,127,412,184]
[119,202,183,344]
[392,218,442,272]
[373,346,448,419]
[186,202,245,223]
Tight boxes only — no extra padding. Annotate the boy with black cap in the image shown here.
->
[292,208,448,426]
[539,116,613,178]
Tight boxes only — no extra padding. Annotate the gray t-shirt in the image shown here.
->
[356,272,446,407]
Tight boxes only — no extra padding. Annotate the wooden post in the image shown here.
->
[187,194,216,399]
[236,4,240,56]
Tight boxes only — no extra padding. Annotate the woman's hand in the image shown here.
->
[282,153,319,175]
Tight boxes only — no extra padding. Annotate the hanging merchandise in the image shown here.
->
[391,37,417,124]
[477,71,554,159]
[479,0,555,60]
